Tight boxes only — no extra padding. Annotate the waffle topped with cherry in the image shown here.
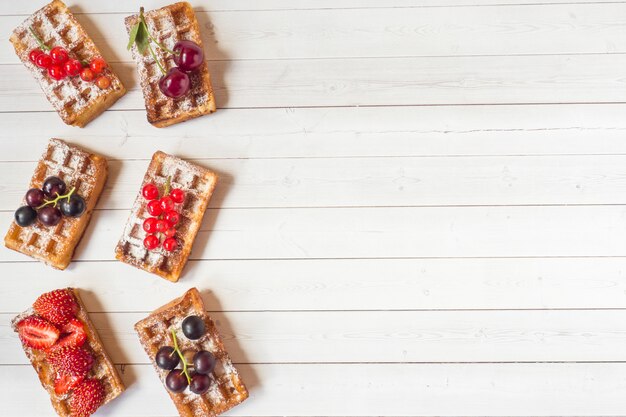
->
[135,288,248,417]
[125,2,216,127]
[10,0,125,127]
[12,288,125,417]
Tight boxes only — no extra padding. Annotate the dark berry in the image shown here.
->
[155,346,180,370]
[25,188,45,208]
[15,206,37,227]
[165,369,188,393]
[158,67,190,99]
[42,176,66,198]
[193,350,216,375]
[182,316,205,340]
[173,40,205,73]
[38,206,62,226]
[59,194,86,217]
[189,372,211,394]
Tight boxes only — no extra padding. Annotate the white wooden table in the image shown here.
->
[2,0,626,415]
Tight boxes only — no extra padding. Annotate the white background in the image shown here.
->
[2,0,626,416]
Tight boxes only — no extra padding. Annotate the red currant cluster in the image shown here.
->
[28,27,111,88]
[141,182,185,252]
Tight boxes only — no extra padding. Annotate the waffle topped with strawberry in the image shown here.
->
[12,288,125,417]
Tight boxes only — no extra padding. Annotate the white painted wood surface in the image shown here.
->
[1,1,626,416]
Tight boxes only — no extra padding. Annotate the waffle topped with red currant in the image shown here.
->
[4,139,108,270]
[125,2,216,128]
[115,151,217,282]
[12,288,125,417]
[135,288,248,417]
[10,0,126,127]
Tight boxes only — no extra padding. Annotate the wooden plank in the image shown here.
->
[7,154,626,209]
[6,310,626,363]
[4,0,623,15]
[2,4,625,62]
[1,205,625,263]
[1,105,626,161]
[2,53,626,111]
[4,363,626,416]
[1,258,626,312]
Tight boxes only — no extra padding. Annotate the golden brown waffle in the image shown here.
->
[10,0,126,127]
[114,151,217,282]
[135,288,248,417]
[11,288,125,417]
[125,2,216,128]
[4,139,108,269]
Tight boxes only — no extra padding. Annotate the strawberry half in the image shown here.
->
[70,378,105,417]
[16,316,60,350]
[54,373,85,395]
[47,347,94,377]
[33,289,78,326]
[47,318,87,352]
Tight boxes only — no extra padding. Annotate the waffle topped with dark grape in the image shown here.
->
[4,138,108,269]
[10,0,125,127]
[114,151,217,282]
[135,288,248,417]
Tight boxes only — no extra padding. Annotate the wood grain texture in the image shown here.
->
[2,0,625,416]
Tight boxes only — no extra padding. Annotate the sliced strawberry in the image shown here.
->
[70,378,105,417]
[33,289,78,326]
[47,347,94,377]
[54,373,85,395]
[47,318,87,352]
[16,316,60,350]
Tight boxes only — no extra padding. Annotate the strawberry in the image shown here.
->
[54,373,84,395]
[69,378,105,417]
[47,318,87,352]
[16,316,60,350]
[33,289,78,326]
[47,347,94,377]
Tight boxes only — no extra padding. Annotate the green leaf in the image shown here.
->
[126,22,140,51]
[135,21,150,55]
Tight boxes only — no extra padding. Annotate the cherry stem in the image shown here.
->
[170,329,191,384]
[148,42,166,75]
[139,8,179,56]
[28,26,50,52]
[37,187,75,209]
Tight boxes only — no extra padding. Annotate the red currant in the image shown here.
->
[156,220,169,233]
[50,47,69,65]
[48,65,67,80]
[64,59,82,77]
[164,228,176,238]
[142,183,159,200]
[160,196,175,211]
[163,237,178,252]
[170,188,185,203]
[165,210,180,226]
[29,49,43,64]
[90,57,107,74]
[143,234,159,250]
[96,76,111,90]
[35,53,52,69]
[147,200,163,216]
[80,67,95,82]
[143,217,158,234]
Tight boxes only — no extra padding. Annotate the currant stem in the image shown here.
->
[37,187,75,209]
[170,329,191,384]
[164,176,171,196]
[28,26,50,52]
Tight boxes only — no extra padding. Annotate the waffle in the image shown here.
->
[4,139,108,269]
[125,2,217,128]
[11,288,126,417]
[10,0,126,127]
[135,288,248,417]
[115,151,217,282]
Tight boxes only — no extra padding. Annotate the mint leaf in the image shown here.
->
[135,21,149,55]
[127,22,140,51]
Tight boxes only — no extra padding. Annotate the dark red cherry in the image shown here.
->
[158,68,190,99]
[173,40,204,73]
